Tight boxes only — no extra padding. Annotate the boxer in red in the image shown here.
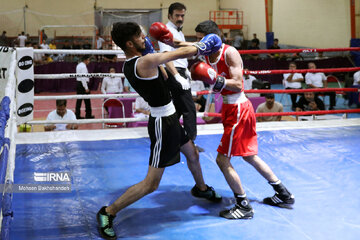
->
[191,20,294,219]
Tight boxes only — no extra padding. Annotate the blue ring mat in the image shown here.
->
[11,126,360,239]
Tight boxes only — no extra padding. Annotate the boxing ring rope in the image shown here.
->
[34,73,125,79]
[32,67,360,80]
[27,46,360,127]
[205,109,360,118]
[244,67,360,75]
[0,50,17,237]
[238,47,360,54]
[196,88,360,96]
[27,86,360,126]
[34,49,125,55]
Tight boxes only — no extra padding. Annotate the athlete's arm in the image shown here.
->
[223,46,243,92]
[136,46,197,78]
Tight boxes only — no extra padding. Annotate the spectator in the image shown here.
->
[251,33,260,47]
[43,54,53,64]
[305,62,336,110]
[96,34,105,61]
[133,96,150,118]
[48,39,59,61]
[41,30,48,42]
[123,77,136,93]
[49,39,57,49]
[62,40,71,49]
[283,62,304,110]
[17,32,27,47]
[72,39,82,62]
[0,31,8,46]
[243,68,259,97]
[44,100,78,131]
[268,38,285,59]
[243,68,257,91]
[232,31,243,50]
[59,40,71,61]
[248,39,260,60]
[32,43,43,65]
[256,93,283,122]
[296,91,325,112]
[314,52,328,60]
[353,70,360,86]
[72,39,81,49]
[75,55,94,119]
[103,44,117,62]
[82,40,92,49]
[96,34,105,49]
[348,71,360,107]
[40,39,49,49]
[190,79,206,112]
[101,67,123,94]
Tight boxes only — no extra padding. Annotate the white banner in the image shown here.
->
[0,46,13,100]
[15,47,34,124]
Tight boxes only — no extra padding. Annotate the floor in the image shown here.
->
[10,123,360,240]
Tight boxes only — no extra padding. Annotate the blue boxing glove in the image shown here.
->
[193,34,222,56]
[142,36,156,56]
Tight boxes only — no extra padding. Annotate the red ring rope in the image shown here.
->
[244,67,360,75]
[195,88,359,96]
[205,109,360,118]
[238,47,360,54]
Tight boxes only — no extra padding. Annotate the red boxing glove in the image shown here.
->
[149,22,174,46]
[190,62,226,92]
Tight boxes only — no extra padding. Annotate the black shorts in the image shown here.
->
[147,112,189,168]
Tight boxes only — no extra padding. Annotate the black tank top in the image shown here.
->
[123,56,172,107]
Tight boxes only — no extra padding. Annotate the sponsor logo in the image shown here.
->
[34,172,71,182]
[18,56,33,70]
[249,70,271,74]
[0,46,9,52]
[0,68,6,79]
[302,49,316,53]
[17,103,33,117]
[18,79,34,93]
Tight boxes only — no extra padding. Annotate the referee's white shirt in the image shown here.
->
[76,62,89,90]
[158,21,188,69]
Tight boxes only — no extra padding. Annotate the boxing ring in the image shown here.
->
[1,47,360,240]
[11,120,360,240]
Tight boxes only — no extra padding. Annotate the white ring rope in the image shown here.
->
[27,112,206,125]
[34,73,125,79]
[34,49,125,55]
[34,93,139,100]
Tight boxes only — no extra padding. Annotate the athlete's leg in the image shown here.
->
[242,155,294,207]
[181,140,222,202]
[97,166,165,239]
[180,140,205,190]
[242,155,278,183]
[216,153,253,219]
[216,153,245,195]
[106,166,165,215]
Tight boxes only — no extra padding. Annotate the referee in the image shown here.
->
[158,2,203,151]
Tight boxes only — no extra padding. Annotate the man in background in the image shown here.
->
[75,55,94,119]
[44,100,78,131]
[256,93,283,122]
[158,2,202,151]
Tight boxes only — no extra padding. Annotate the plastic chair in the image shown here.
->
[102,98,126,128]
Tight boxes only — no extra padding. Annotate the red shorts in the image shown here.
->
[217,100,258,157]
